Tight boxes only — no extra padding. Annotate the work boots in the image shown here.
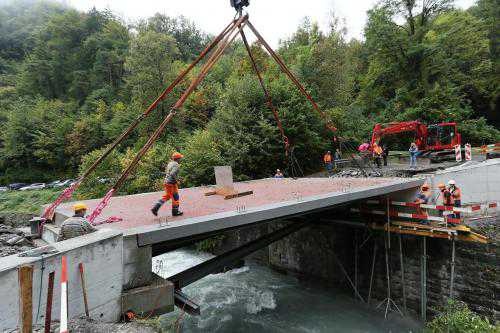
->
[172,208,184,216]
[151,200,165,216]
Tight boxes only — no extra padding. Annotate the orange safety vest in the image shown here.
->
[450,186,461,201]
[324,154,332,163]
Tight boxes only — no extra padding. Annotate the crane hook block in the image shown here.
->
[230,0,250,13]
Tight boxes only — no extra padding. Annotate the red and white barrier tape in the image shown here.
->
[364,199,497,213]
[351,208,462,224]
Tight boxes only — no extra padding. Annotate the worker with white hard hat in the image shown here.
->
[447,180,462,219]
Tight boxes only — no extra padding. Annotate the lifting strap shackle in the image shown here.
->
[41,18,240,222]
[87,15,249,224]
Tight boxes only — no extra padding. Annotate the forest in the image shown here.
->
[0,0,498,198]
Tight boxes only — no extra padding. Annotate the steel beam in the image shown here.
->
[174,289,201,316]
[167,220,309,289]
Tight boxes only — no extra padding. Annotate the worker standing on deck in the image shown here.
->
[436,183,452,217]
[274,169,284,178]
[409,142,418,169]
[57,203,97,241]
[324,151,333,176]
[373,143,383,168]
[448,180,462,219]
[334,149,341,169]
[382,144,389,166]
[151,152,184,217]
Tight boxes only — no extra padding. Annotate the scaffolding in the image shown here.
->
[341,198,495,322]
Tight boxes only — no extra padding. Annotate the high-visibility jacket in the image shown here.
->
[373,145,383,156]
[324,154,332,163]
[438,189,453,206]
[450,186,461,201]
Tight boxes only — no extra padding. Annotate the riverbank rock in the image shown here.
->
[0,223,34,257]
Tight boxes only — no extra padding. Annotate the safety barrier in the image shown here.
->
[353,200,497,225]
[364,199,497,214]
[480,143,500,154]
[465,144,472,161]
[351,207,461,224]
[454,145,462,162]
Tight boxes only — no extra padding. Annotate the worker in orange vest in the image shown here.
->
[151,152,184,217]
[372,143,383,168]
[324,151,333,176]
[436,183,452,217]
[448,180,462,219]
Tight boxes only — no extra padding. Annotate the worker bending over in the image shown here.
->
[57,203,97,241]
[151,152,184,217]
[415,184,432,223]
[448,180,461,219]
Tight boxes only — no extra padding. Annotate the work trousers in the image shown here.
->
[410,154,417,168]
[162,183,180,209]
[454,200,461,219]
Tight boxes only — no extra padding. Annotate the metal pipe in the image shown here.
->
[368,241,378,304]
[420,237,427,322]
[332,253,365,303]
[399,234,407,313]
[354,230,359,298]
[449,238,456,299]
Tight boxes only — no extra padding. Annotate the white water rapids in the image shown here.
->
[153,249,422,332]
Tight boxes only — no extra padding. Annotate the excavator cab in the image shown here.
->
[426,122,460,151]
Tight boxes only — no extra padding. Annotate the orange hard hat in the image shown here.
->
[172,152,184,160]
[437,183,446,189]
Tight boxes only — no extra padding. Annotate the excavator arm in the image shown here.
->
[371,121,428,150]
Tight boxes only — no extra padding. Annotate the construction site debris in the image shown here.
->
[0,224,34,257]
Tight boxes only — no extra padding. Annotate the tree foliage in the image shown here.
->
[0,0,498,188]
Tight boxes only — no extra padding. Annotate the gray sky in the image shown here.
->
[66,0,476,46]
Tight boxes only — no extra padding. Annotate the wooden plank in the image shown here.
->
[368,224,488,244]
[18,265,34,333]
[224,190,253,200]
[78,263,90,318]
[44,272,55,333]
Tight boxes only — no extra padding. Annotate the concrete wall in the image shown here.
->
[425,159,500,203]
[0,230,123,331]
[122,235,152,290]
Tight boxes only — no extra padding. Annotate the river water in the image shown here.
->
[154,249,422,333]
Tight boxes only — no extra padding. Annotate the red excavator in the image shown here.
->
[370,121,461,162]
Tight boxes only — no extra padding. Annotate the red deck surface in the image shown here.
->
[57,177,398,230]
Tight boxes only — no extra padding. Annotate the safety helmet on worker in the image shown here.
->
[73,203,88,213]
[448,180,456,186]
[172,152,184,160]
[437,183,446,189]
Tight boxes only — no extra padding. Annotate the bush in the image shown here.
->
[425,300,497,333]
